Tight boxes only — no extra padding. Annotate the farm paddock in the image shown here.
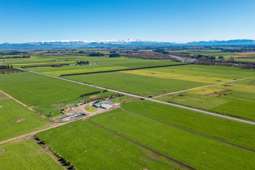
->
[0,91,47,141]
[0,140,62,170]
[38,100,255,170]
[0,71,99,116]
[0,54,255,170]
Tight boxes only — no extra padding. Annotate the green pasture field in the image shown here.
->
[38,121,184,170]
[1,54,255,170]
[27,57,178,76]
[159,77,255,120]
[125,64,255,83]
[0,55,86,66]
[0,92,47,141]
[121,101,255,150]
[30,65,126,76]
[0,55,178,76]
[67,64,254,97]
[0,140,62,170]
[0,72,98,116]
[68,71,205,97]
[38,100,255,170]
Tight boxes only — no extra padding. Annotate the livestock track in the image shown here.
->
[0,90,34,112]
[18,68,255,126]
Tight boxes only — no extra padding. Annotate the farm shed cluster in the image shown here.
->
[92,100,114,110]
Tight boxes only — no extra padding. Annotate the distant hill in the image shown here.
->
[188,39,255,46]
[0,39,255,50]
[0,41,88,51]
[0,41,178,51]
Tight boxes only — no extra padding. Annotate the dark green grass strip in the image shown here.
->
[60,63,188,76]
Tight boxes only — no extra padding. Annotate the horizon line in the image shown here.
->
[0,38,255,44]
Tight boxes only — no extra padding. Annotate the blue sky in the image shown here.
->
[0,0,255,42]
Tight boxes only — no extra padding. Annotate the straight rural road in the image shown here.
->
[21,68,255,126]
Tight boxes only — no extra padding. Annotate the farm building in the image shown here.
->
[92,100,113,109]
[61,112,86,122]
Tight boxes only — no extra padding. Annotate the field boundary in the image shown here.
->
[0,90,34,112]
[34,137,73,170]
[60,63,188,76]
[21,62,73,68]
